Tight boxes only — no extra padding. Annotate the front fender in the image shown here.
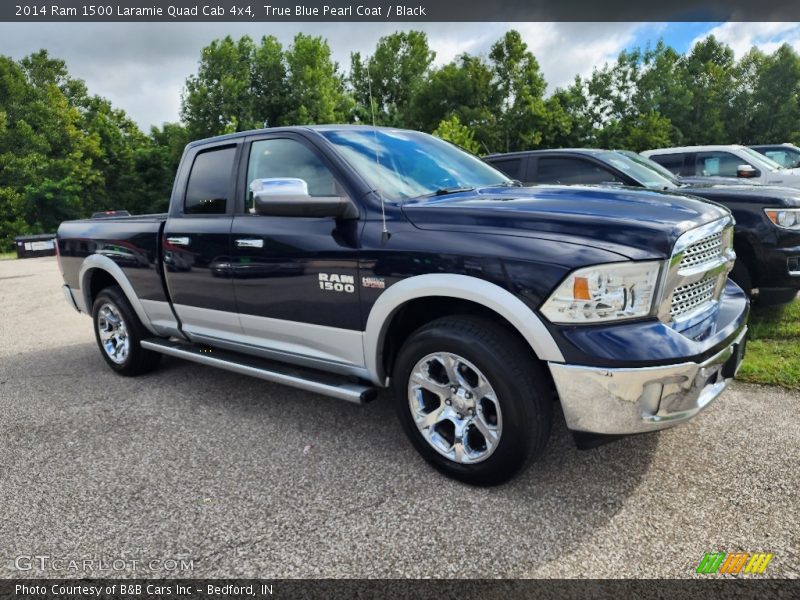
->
[362,273,565,384]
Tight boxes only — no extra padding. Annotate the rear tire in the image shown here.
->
[92,286,161,376]
[392,315,552,486]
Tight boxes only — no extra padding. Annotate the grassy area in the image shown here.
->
[0,251,16,261]
[737,297,800,390]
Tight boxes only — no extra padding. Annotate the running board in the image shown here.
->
[140,338,378,404]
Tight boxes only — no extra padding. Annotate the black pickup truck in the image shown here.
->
[485,148,800,304]
[57,126,748,485]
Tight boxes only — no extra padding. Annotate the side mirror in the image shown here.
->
[737,164,759,178]
[250,178,357,219]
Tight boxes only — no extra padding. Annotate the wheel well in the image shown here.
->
[86,269,118,307]
[733,235,757,284]
[381,296,550,382]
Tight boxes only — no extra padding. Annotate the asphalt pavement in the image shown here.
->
[0,257,797,578]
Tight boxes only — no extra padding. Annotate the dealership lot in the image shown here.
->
[0,256,798,578]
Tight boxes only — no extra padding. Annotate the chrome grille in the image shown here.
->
[670,276,717,318]
[659,217,736,335]
[679,231,723,270]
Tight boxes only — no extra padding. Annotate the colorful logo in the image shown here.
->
[696,552,774,575]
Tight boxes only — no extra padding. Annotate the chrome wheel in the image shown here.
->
[97,302,130,364]
[407,352,503,464]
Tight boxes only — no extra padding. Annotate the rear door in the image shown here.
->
[227,132,364,371]
[162,141,241,341]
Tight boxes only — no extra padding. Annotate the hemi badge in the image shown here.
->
[361,276,386,289]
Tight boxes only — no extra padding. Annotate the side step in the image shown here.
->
[141,338,378,404]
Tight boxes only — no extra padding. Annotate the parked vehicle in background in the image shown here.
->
[642,145,800,188]
[749,144,800,169]
[56,126,749,485]
[91,210,131,219]
[484,148,800,304]
[623,150,763,187]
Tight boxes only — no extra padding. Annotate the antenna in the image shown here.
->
[366,62,390,244]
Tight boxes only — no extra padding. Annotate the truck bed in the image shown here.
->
[57,215,169,304]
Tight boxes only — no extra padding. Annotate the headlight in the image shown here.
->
[764,208,800,230]
[540,261,662,324]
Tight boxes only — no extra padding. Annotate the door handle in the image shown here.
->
[235,238,264,248]
[166,236,190,246]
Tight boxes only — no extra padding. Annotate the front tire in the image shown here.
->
[392,316,552,486]
[92,286,161,376]
[730,259,753,296]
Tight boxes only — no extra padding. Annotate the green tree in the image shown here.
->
[488,30,550,152]
[412,54,498,152]
[676,36,736,144]
[350,31,435,126]
[81,95,152,215]
[747,44,800,143]
[251,35,288,128]
[432,115,480,154]
[545,78,596,147]
[181,35,259,138]
[134,122,190,214]
[282,34,352,125]
[0,51,104,246]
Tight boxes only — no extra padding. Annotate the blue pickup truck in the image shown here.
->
[56,126,748,485]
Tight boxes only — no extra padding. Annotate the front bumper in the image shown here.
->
[754,233,800,289]
[549,327,747,435]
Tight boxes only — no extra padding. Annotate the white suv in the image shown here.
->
[642,145,800,188]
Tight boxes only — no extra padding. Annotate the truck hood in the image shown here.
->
[401,184,730,261]
[680,183,800,207]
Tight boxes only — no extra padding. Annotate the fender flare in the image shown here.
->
[363,273,565,383]
[78,254,158,335]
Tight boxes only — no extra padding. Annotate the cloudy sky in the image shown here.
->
[1,21,799,129]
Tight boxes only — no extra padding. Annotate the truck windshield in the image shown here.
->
[740,147,784,171]
[321,128,510,201]
[597,151,680,190]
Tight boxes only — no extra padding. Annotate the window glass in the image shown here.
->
[488,157,522,180]
[600,151,678,189]
[536,157,622,185]
[740,146,782,170]
[247,139,338,211]
[764,151,791,167]
[648,153,686,175]
[760,148,800,168]
[184,147,236,215]
[780,148,800,168]
[321,129,509,201]
[694,152,745,177]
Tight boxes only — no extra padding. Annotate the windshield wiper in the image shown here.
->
[421,186,475,198]
[486,180,524,188]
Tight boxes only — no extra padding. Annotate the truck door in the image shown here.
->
[162,141,241,341]
[229,133,363,371]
